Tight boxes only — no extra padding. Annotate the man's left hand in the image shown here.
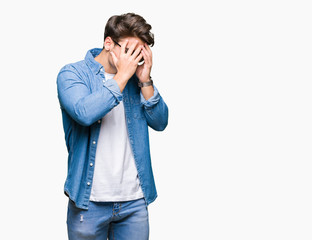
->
[136,43,153,82]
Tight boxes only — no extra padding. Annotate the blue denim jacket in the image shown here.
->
[57,48,168,210]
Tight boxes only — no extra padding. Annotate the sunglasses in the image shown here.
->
[112,39,144,63]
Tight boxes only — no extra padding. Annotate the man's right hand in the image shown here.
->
[110,40,143,92]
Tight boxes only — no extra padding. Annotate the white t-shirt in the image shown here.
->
[90,72,144,202]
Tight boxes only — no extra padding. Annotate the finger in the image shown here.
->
[120,39,128,55]
[134,52,143,64]
[144,43,153,55]
[141,47,150,65]
[142,45,151,60]
[127,40,139,57]
[141,48,147,62]
[131,45,143,60]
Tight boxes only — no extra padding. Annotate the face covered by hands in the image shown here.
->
[109,37,153,83]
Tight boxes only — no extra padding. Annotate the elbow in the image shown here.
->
[155,121,168,131]
[152,112,169,132]
[156,106,169,131]
[157,115,169,131]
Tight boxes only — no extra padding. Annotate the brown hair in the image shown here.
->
[103,13,154,48]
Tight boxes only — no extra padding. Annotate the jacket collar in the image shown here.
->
[85,48,103,74]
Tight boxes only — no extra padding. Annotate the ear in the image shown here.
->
[104,37,114,51]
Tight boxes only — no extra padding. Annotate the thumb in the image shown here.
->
[110,51,118,66]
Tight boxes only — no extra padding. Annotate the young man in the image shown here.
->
[57,13,168,240]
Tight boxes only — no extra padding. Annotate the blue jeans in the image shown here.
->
[67,197,149,240]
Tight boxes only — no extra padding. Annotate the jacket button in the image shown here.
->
[98,120,101,123]
[90,163,93,167]
[87,182,91,186]
[93,141,96,144]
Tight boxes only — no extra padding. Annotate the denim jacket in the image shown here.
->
[56,48,168,210]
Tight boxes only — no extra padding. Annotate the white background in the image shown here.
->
[0,0,311,239]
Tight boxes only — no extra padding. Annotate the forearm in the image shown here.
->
[138,75,154,100]
[71,87,120,126]
[140,85,154,100]
[113,72,130,93]
[57,65,123,127]
[144,96,168,131]
[139,85,168,131]
[58,83,122,126]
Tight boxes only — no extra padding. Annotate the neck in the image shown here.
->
[94,49,117,74]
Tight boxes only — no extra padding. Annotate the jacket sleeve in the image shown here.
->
[56,64,123,126]
[140,85,169,131]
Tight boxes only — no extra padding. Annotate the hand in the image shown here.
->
[110,40,144,81]
[136,43,153,82]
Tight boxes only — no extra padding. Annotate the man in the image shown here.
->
[57,12,168,240]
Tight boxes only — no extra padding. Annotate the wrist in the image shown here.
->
[114,72,129,83]
[138,76,153,88]
[139,75,152,83]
